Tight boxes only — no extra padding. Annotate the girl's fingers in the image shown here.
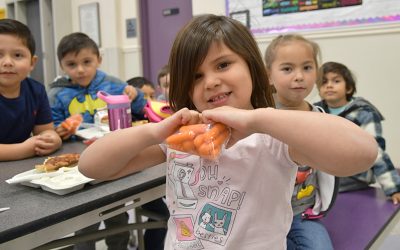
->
[179,108,199,125]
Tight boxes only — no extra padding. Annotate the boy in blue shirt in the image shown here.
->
[0,19,61,161]
[48,32,146,140]
[48,32,146,249]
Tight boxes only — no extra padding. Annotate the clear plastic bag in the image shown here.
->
[165,123,230,160]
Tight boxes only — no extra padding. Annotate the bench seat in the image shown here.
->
[321,187,399,250]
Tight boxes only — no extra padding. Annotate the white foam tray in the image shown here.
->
[8,166,96,195]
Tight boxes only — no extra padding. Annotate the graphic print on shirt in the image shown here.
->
[194,203,235,245]
[169,160,199,209]
[167,148,246,248]
[173,215,204,249]
[68,94,106,115]
[294,166,315,200]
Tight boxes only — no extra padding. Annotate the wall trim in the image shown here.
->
[122,45,142,53]
[256,22,400,43]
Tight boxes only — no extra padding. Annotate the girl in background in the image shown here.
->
[315,61,400,204]
[79,15,377,249]
[265,34,335,250]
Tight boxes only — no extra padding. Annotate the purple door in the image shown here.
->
[139,0,193,84]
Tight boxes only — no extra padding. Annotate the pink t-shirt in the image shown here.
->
[162,133,298,250]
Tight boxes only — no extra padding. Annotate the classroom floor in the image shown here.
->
[374,209,400,250]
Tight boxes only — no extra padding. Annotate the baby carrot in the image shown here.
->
[61,114,83,132]
[198,144,221,160]
[61,121,72,130]
[167,123,229,160]
[179,124,208,135]
[211,130,230,148]
[202,123,227,142]
[197,142,214,157]
[194,134,205,149]
[182,140,196,152]
[165,131,195,145]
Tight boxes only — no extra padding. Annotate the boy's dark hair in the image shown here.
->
[127,76,155,89]
[157,64,169,85]
[57,32,99,63]
[168,14,274,112]
[318,61,357,101]
[0,19,35,56]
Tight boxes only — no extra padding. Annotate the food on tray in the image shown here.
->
[165,123,230,160]
[100,115,109,124]
[35,153,80,172]
[94,107,109,125]
[61,114,83,133]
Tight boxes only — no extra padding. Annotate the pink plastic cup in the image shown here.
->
[97,91,132,131]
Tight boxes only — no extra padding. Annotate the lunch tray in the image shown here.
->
[7,166,97,195]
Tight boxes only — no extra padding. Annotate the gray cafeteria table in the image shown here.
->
[0,141,166,249]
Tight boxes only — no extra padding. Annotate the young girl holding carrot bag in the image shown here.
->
[79,15,377,249]
[166,123,229,160]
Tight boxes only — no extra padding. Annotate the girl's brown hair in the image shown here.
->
[168,14,274,112]
[264,34,321,71]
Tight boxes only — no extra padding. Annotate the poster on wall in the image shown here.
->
[79,3,101,46]
[263,0,362,16]
[227,0,400,34]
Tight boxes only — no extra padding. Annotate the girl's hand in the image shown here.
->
[124,85,138,101]
[391,192,400,205]
[201,106,254,146]
[156,108,202,141]
[34,132,62,156]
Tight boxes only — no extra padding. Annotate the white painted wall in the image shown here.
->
[194,1,400,166]
[52,0,73,75]
[259,25,400,167]
[192,0,226,16]
[70,0,121,78]
[119,0,142,81]
[69,0,142,81]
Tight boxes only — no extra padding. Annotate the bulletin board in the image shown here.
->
[226,0,400,35]
[79,3,101,46]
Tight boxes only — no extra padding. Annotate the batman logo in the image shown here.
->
[69,94,106,115]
